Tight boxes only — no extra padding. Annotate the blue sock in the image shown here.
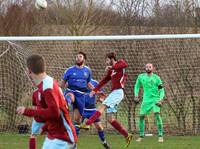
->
[98,130,105,142]
[73,122,80,136]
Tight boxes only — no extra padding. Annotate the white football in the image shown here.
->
[35,0,47,9]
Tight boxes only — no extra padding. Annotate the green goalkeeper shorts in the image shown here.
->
[140,101,160,115]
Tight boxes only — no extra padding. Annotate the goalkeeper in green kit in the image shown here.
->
[134,63,165,142]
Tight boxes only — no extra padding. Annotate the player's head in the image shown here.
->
[145,63,154,74]
[27,54,45,75]
[76,51,87,66]
[105,52,117,66]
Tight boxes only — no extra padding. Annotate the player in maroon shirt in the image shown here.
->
[17,54,77,149]
[86,52,133,148]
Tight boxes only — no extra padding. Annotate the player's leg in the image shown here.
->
[104,89,128,137]
[136,102,154,142]
[136,114,145,142]
[42,137,76,149]
[29,119,44,149]
[72,93,85,136]
[29,135,36,149]
[65,92,75,106]
[153,105,164,142]
[85,104,107,125]
[107,113,128,138]
[86,89,123,125]
[73,108,82,136]
[64,90,82,136]
[107,113,133,148]
[76,110,91,130]
[105,89,133,147]
[94,121,111,149]
[91,110,111,149]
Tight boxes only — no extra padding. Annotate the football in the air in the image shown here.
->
[35,0,47,9]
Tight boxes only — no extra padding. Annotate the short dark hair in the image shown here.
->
[78,51,87,60]
[106,52,117,61]
[26,54,45,74]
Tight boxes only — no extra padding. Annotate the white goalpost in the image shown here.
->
[1,34,200,135]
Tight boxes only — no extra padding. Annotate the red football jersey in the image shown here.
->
[94,59,128,92]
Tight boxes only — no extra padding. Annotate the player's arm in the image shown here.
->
[40,123,48,135]
[89,72,111,97]
[97,92,107,103]
[158,78,165,98]
[88,82,94,90]
[21,89,60,121]
[87,68,94,90]
[112,59,128,69]
[61,80,68,88]
[156,76,165,106]
[61,69,70,88]
[134,75,141,103]
[93,71,111,93]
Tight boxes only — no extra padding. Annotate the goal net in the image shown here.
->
[1,35,200,135]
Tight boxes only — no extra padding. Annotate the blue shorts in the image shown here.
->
[103,89,124,113]
[31,119,44,135]
[82,109,100,123]
[64,89,85,115]
[42,137,76,149]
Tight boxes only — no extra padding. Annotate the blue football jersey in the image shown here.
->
[63,66,92,92]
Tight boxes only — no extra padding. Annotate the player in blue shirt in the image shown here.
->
[82,79,110,149]
[61,51,93,136]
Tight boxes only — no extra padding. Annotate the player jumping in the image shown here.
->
[61,51,93,136]
[85,52,133,148]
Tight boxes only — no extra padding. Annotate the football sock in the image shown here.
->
[111,120,128,138]
[73,122,80,136]
[139,116,145,137]
[98,130,105,142]
[86,111,101,125]
[155,113,163,137]
[29,137,36,149]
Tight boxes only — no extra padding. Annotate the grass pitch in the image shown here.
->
[0,133,200,149]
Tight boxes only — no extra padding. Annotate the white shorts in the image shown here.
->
[42,137,76,149]
[31,119,44,135]
[103,89,124,113]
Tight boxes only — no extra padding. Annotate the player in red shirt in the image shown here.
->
[86,52,133,148]
[17,54,77,149]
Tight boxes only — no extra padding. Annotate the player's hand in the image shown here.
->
[105,66,112,72]
[89,91,96,97]
[40,129,47,135]
[134,96,140,103]
[156,100,163,107]
[97,92,107,103]
[16,106,25,115]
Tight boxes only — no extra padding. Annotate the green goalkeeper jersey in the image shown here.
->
[134,73,165,102]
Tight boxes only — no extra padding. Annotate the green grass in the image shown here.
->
[0,133,200,149]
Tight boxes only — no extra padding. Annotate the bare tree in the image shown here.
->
[51,0,114,35]
[112,0,149,34]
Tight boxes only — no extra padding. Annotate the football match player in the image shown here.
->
[61,51,93,136]
[134,63,165,142]
[86,52,133,148]
[17,54,77,149]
